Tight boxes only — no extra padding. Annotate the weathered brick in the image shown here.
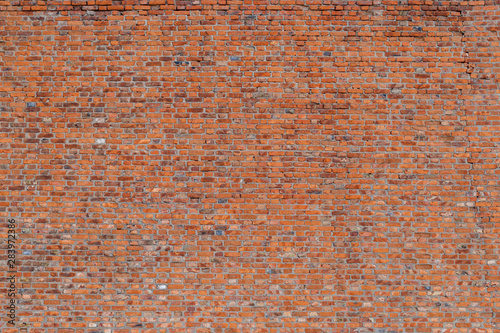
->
[1,1,500,332]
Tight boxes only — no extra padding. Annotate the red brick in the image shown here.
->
[1,1,500,332]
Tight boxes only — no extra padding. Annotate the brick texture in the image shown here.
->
[1,0,500,332]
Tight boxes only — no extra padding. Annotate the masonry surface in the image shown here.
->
[1,0,500,332]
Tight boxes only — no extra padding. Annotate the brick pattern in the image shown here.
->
[1,1,500,332]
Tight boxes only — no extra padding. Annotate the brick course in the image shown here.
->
[1,0,500,332]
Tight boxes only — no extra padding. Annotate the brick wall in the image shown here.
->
[1,0,500,332]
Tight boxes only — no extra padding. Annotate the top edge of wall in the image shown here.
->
[1,0,497,12]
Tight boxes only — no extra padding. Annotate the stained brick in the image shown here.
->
[1,1,500,332]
